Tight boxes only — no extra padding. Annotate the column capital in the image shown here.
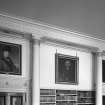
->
[95,51,105,57]
[92,49,105,57]
[96,52,103,57]
[31,38,40,45]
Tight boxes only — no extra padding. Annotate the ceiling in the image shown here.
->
[0,0,105,39]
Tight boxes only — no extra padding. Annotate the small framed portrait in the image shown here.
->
[55,53,79,84]
[0,41,21,75]
[10,96,23,105]
[0,96,5,105]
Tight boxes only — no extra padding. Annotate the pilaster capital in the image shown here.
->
[96,50,105,57]
[92,49,105,57]
[96,52,103,57]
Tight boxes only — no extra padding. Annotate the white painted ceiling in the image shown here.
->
[0,0,105,39]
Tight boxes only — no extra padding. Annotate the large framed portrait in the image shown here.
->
[55,53,79,84]
[10,96,23,105]
[0,41,21,75]
[0,96,5,105]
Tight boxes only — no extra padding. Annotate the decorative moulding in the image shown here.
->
[0,13,105,51]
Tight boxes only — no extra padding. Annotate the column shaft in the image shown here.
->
[96,53,102,105]
[32,40,40,105]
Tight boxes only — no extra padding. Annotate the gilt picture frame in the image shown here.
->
[0,41,21,75]
[55,53,79,85]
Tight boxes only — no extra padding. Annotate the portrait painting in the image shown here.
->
[0,41,21,75]
[11,96,23,105]
[55,53,79,84]
[0,96,5,105]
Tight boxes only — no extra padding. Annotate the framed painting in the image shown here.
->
[0,41,21,75]
[55,53,79,84]
[10,96,23,105]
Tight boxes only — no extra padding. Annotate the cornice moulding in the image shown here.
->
[0,13,105,51]
[41,37,99,53]
[0,13,104,41]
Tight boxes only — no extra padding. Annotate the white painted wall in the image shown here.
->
[40,43,93,90]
